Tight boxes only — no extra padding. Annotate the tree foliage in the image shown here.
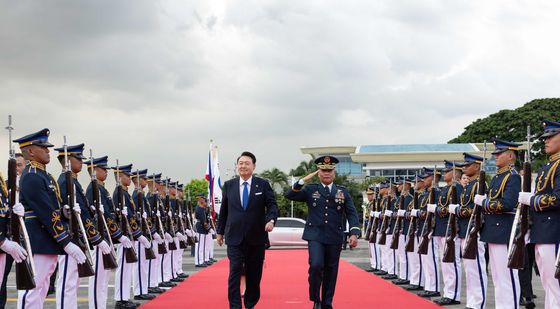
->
[258,168,288,193]
[449,98,560,166]
[184,178,208,205]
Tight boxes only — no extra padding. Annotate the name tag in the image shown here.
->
[255,192,263,196]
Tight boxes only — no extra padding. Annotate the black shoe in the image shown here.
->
[403,284,423,291]
[134,294,156,300]
[170,277,184,282]
[115,301,138,309]
[392,279,409,285]
[47,285,55,296]
[521,298,535,309]
[365,268,376,272]
[381,274,398,280]
[433,297,460,306]
[158,281,177,288]
[177,273,189,278]
[195,264,207,268]
[373,270,387,275]
[313,301,321,309]
[209,258,217,262]
[148,287,166,294]
[417,291,440,298]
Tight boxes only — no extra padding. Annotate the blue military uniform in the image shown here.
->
[112,164,143,241]
[285,155,360,309]
[0,175,9,251]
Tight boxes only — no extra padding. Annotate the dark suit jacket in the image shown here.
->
[217,176,278,246]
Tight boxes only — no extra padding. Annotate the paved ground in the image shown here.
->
[5,239,544,308]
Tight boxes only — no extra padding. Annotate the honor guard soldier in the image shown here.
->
[86,155,133,309]
[285,155,360,309]
[112,163,143,309]
[380,183,398,280]
[477,139,521,309]
[55,143,112,308]
[433,160,464,306]
[194,193,210,267]
[403,175,426,292]
[145,173,167,294]
[365,186,381,272]
[417,168,441,298]
[393,178,413,285]
[450,152,488,309]
[518,120,560,309]
[168,183,185,283]
[131,169,157,301]
[372,182,389,276]
[15,129,86,308]
[158,178,177,288]
[175,184,191,277]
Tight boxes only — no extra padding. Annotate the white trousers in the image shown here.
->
[460,238,487,309]
[398,234,409,280]
[488,243,520,309]
[18,254,58,309]
[195,233,208,265]
[114,243,135,301]
[160,250,173,282]
[207,233,214,259]
[173,238,184,275]
[56,254,81,309]
[420,237,439,292]
[368,242,381,270]
[535,243,560,309]
[148,246,161,287]
[0,254,5,288]
[133,241,150,296]
[381,234,397,275]
[89,246,110,309]
[408,235,424,287]
[435,236,462,301]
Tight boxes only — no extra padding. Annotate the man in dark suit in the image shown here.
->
[217,151,278,309]
[285,155,360,309]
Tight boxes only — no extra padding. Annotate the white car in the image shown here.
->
[269,217,308,247]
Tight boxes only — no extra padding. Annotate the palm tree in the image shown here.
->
[289,160,317,177]
[260,168,288,193]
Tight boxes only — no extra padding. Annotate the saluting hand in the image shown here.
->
[301,170,319,183]
[348,235,358,248]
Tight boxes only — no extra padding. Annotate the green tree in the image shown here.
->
[449,98,560,167]
[184,179,208,205]
[259,168,288,193]
[289,160,317,177]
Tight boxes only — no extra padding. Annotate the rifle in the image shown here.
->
[462,142,487,260]
[390,182,406,249]
[442,161,459,263]
[377,182,392,245]
[136,170,156,259]
[175,183,188,249]
[89,150,118,269]
[63,136,95,277]
[405,174,419,252]
[165,180,178,251]
[364,195,375,242]
[115,160,138,263]
[151,175,168,254]
[508,126,531,269]
[418,166,438,255]
[184,198,198,245]
[6,115,36,289]
[368,186,380,243]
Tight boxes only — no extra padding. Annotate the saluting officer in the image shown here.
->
[450,153,488,309]
[14,129,86,308]
[85,155,133,309]
[55,143,112,308]
[476,139,521,309]
[433,160,463,306]
[518,120,560,309]
[285,155,360,309]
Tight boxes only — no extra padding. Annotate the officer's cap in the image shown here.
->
[112,164,133,176]
[463,152,484,165]
[195,193,207,200]
[366,186,375,194]
[421,167,441,177]
[84,156,110,169]
[131,169,148,179]
[379,182,390,189]
[55,143,86,160]
[541,120,560,138]
[14,128,54,148]
[492,138,521,155]
[314,155,339,170]
[442,160,464,173]
[147,173,162,182]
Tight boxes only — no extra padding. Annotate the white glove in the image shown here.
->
[411,209,419,217]
[164,233,173,243]
[427,204,437,213]
[210,228,216,235]
[142,212,147,219]
[449,204,460,215]
[168,211,173,217]
[12,202,25,217]
[176,232,184,239]
[153,233,162,242]
[96,240,111,255]
[64,242,86,264]
[119,235,133,248]
[73,203,81,215]
[185,230,193,237]
[397,209,406,217]
[100,203,105,213]
[121,207,128,216]
[0,239,27,263]
[375,211,382,219]
[156,210,161,216]
[384,210,393,217]
[138,235,151,248]
[518,192,533,205]
[369,211,374,217]
[474,194,487,206]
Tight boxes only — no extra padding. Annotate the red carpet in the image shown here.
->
[142,249,440,308]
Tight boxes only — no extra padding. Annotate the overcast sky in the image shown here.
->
[1,0,559,184]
